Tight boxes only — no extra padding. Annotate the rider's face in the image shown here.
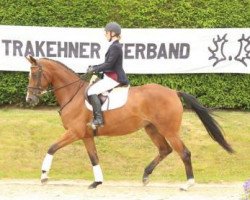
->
[105,31,111,41]
[105,31,115,41]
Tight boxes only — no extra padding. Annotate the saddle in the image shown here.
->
[85,75,130,111]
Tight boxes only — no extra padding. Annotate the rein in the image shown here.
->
[58,80,85,114]
[46,78,82,93]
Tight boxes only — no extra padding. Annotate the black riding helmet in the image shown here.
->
[105,22,121,36]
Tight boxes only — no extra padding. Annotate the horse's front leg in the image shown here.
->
[41,130,78,184]
[83,137,103,189]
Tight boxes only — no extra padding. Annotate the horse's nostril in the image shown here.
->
[26,95,39,106]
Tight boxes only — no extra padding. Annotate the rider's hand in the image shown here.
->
[87,65,95,73]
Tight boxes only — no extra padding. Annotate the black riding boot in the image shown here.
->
[88,94,104,128]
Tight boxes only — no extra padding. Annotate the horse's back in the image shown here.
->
[129,83,182,110]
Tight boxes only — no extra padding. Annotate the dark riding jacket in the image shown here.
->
[92,40,129,85]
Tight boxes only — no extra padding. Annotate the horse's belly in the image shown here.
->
[98,117,147,136]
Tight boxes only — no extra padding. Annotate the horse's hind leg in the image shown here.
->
[167,136,195,191]
[143,124,173,186]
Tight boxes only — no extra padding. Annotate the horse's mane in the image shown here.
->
[41,58,80,78]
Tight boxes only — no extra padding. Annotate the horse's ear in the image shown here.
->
[26,55,37,65]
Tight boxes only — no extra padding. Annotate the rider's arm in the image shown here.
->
[93,44,121,72]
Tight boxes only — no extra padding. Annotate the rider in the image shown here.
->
[86,22,129,128]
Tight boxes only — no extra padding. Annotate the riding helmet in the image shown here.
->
[105,22,121,35]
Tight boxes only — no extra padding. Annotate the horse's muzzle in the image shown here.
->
[26,94,40,106]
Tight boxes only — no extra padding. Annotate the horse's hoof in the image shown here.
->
[41,173,49,185]
[88,181,102,189]
[142,177,149,186]
[41,178,48,185]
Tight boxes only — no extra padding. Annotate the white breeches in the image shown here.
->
[87,74,119,96]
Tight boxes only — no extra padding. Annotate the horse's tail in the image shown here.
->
[177,91,234,154]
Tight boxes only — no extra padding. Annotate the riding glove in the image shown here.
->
[87,65,96,73]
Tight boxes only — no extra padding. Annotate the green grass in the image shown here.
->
[0,108,249,182]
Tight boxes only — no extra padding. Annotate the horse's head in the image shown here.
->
[26,55,51,106]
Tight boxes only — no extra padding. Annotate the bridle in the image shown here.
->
[28,63,84,112]
[28,64,49,96]
[28,64,83,94]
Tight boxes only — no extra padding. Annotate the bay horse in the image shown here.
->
[25,55,234,190]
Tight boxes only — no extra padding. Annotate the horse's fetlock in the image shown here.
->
[144,166,153,175]
[47,144,58,155]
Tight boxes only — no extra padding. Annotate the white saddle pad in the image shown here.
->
[85,85,130,111]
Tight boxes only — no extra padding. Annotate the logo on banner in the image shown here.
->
[208,34,250,67]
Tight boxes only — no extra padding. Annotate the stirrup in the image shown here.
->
[87,121,104,130]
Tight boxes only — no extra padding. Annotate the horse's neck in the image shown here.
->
[45,61,86,107]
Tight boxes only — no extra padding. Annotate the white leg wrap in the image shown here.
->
[180,178,195,191]
[41,153,53,172]
[93,165,103,182]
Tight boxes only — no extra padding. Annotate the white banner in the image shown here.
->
[0,25,249,74]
